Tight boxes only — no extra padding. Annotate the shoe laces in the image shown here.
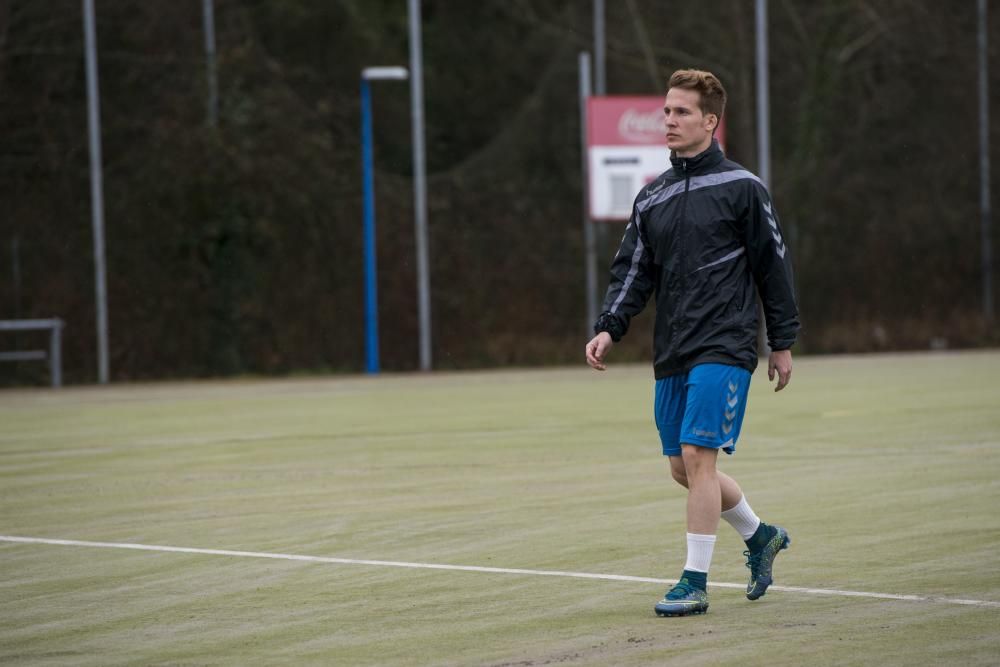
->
[665,580,697,600]
[743,549,763,576]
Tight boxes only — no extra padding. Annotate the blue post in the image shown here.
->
[360,78,380,374]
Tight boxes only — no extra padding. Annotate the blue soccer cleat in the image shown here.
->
[744,524,790,600]
[654,578,709,617]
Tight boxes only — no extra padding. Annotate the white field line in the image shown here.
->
[2,535,998,609]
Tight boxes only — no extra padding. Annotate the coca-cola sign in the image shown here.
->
[587,96,725,148]
[617,108,664,142]
[588,96,665,146]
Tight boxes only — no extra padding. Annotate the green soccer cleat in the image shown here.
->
[744,524,790,600]
[654,579,709,617]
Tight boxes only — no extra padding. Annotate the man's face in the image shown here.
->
[663,87,716,157]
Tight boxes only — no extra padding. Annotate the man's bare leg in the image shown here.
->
[655,444,720,615]
[668,455,743,511]
[655,445,720,616]
[670,453,764,539]
[680,444,721,534]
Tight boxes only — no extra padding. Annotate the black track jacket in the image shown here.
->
[594,140,799,379]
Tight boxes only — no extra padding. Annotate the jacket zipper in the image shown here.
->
[679,158,691,299]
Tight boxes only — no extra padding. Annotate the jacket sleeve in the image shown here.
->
[743,182,800,350]
[593,206,656,341]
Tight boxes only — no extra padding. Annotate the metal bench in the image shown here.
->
[0,319,65,387]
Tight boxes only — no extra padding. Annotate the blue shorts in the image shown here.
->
[654,363,752,457]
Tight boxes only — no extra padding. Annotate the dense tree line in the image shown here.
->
[0,0,997,383]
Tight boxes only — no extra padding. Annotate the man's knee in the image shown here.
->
[680,443,718,478]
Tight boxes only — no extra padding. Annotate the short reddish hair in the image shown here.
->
[668,69,727,121]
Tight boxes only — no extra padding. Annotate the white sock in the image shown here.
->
[721,495,761,541]
[683,533,717,573]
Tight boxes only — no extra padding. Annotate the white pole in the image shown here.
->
[83,0,109,384]
[408,0,432,371]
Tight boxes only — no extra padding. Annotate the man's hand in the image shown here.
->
[768,349,793,392]
[586,332,614,371]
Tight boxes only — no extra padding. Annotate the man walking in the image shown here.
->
[585,69,799,616]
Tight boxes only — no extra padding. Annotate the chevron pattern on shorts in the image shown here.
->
[722,380,739,436]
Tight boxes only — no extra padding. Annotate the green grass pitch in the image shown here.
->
[2,351,999,665]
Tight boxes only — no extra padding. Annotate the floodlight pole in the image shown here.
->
[408,0,432,372]
[978,0,993,322]
[592,0,608,261]
[579,52,598,331]
[83,0,109,384]
[361,67,409,375]
[755,0,771,357]
[755,0,770,189]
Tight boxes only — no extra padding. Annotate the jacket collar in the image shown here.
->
[669,138,724,174]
